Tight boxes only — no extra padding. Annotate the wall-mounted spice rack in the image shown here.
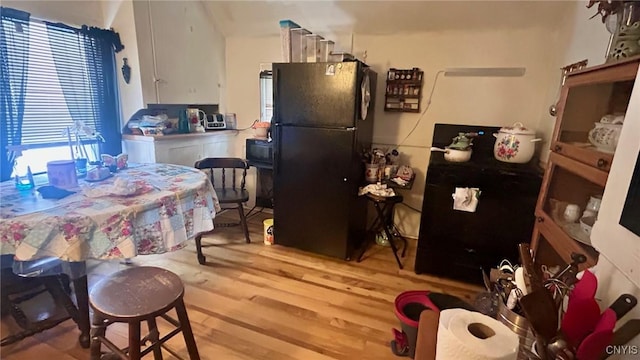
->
[384,68,424,113]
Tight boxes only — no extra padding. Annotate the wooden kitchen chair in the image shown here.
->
[194,158,251,265]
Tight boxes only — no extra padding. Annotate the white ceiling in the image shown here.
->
[203,0,575,38]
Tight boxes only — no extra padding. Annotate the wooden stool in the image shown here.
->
[89,266,200,360]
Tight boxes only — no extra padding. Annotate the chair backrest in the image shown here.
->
[194,158,249,190]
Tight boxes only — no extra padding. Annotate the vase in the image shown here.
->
[75,158,88,177]
[607,2,640,62]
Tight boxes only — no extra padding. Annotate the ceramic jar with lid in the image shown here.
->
[587,122,622,153]
[492,122,542,163]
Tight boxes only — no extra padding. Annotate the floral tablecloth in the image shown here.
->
[0,163,220,262]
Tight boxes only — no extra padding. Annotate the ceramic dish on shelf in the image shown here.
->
[562,223,592,246]
[549,198,593,246]
[587,122,622,154]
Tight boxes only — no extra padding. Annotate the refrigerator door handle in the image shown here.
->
[273,68,280,124]
[273,123,281,175]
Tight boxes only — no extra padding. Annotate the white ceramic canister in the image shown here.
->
[587,122,622,154]
[47,160,78,189]
[493,122,542,163]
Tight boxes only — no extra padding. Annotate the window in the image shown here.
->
[260,70,273,122]
[14,22,97,174]
[1,7,123,179]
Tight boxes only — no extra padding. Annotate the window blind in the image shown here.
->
[260,70,273,122]
[19,21,101,148]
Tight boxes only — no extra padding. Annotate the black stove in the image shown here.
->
[414,124,543,285]
[428,124,541,173]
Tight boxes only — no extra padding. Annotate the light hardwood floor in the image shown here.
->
[1,211,481,360]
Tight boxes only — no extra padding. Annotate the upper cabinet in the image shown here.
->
[133,1,224,105]
[532,57,640,269]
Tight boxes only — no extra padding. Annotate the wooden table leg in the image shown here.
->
[73,274,91,348]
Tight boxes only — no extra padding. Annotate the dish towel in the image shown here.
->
[452,187,481,212]
[358,183,395,197]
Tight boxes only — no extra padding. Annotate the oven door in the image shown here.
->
[591,72,640,289]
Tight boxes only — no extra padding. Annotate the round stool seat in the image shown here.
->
[90,266,184,320]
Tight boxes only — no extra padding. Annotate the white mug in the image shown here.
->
[365,164,379,183]
[186,108,206,128]
[563,204,581,223]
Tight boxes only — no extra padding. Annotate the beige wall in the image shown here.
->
[102,0,144,125]
[225,36,281,208]
[3,0,104,27]
[226,26,564,237]
[354,29,563,237]
[225,36,281,144]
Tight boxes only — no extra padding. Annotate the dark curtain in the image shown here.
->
[80,26,124,156]
[46,23,124,157]
[0,7,30,181]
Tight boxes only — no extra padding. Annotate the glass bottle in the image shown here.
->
[15,165,34,191]
[178,110,190,133]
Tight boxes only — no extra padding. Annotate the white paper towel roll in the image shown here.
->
[436,309,519,360]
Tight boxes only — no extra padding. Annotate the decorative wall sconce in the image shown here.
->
[121,57,131,84]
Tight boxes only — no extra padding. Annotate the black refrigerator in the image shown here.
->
[272,61,377,259]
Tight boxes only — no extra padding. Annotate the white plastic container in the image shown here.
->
[305,34,323,62]
[290,28,310,63]
[279,20,300,62]
[319,40,335,62]
[224,113,237,130]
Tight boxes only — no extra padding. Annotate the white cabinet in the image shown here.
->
[132,1,223,105]
[149,1,190,104]
[122,132,236,167]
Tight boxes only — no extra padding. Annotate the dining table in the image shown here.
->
[0,163,220,348]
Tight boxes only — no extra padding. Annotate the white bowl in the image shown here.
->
[253,127,268,138]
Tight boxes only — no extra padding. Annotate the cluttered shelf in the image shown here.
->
[384,67,424,113]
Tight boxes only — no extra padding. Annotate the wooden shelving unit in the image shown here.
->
[531,57,640,270]
[384,68,424,113]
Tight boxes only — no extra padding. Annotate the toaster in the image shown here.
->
[204,113,226,130]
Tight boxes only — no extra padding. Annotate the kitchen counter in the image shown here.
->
[122,130,237,166]
[123,130,236,142]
